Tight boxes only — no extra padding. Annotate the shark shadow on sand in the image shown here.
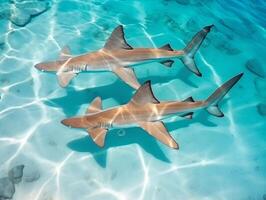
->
[43,71,199,117]
[67,127,172,168]
[66,107,217,168]
[67,110,217,168]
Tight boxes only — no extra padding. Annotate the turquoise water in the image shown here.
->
[0,0,266,199]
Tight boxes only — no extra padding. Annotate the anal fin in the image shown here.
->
[160,60,174,68]
[180,112,194,119]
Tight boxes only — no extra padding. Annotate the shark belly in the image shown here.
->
[65,63,111,73]
[121,55,177,67]
[111,122,138,129]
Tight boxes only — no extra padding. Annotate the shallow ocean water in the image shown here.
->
[0,0,266,199]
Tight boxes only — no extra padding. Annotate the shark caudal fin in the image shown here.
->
[181,25,214,76]
[205,73,243,117]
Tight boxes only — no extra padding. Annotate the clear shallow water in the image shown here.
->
[0,0,266,199]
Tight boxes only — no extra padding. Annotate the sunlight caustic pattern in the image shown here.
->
[0,0,266,199]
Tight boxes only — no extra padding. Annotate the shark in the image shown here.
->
[61,73,243,149]
[35,24,214,89]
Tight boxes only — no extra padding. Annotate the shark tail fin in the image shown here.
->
[180,25,214,77]
[205,73,243,117]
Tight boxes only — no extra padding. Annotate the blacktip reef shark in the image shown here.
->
[35,24,214,89]
[61,73,243,149]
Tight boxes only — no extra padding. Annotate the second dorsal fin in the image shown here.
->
[86,97,102,114]
[159,44,173,51]
[129,81,159,105]
[103,25,133,51]
[182,96,195,102]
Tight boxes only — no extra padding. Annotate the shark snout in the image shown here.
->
[34,63,45,71]
[61,117,85,128]
[34,61,59,72]
[61,118,74,127]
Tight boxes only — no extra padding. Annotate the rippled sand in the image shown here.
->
[0,0,265,199]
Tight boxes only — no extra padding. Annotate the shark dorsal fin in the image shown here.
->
[103,25,133,51]
[60,46,72,60]
[129,81,159,105]
[159,44,173,51]
[86,97,102,114]
[182,96,195,102]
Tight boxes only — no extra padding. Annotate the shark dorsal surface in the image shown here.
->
[86,97,102,114]
[103,25,133,51]
[129,81,159,105]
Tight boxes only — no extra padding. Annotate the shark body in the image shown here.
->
[62,73,243,149]
[35,25,213,89]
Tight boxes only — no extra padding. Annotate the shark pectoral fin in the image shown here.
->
[138,121,179,149]
[87,127,107,147]
[112,67,141,89]
[60,46,72,60]
[103,25,133,50]
[57,71,77,87]
[129,81,159,106]
[86,97,102,114]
